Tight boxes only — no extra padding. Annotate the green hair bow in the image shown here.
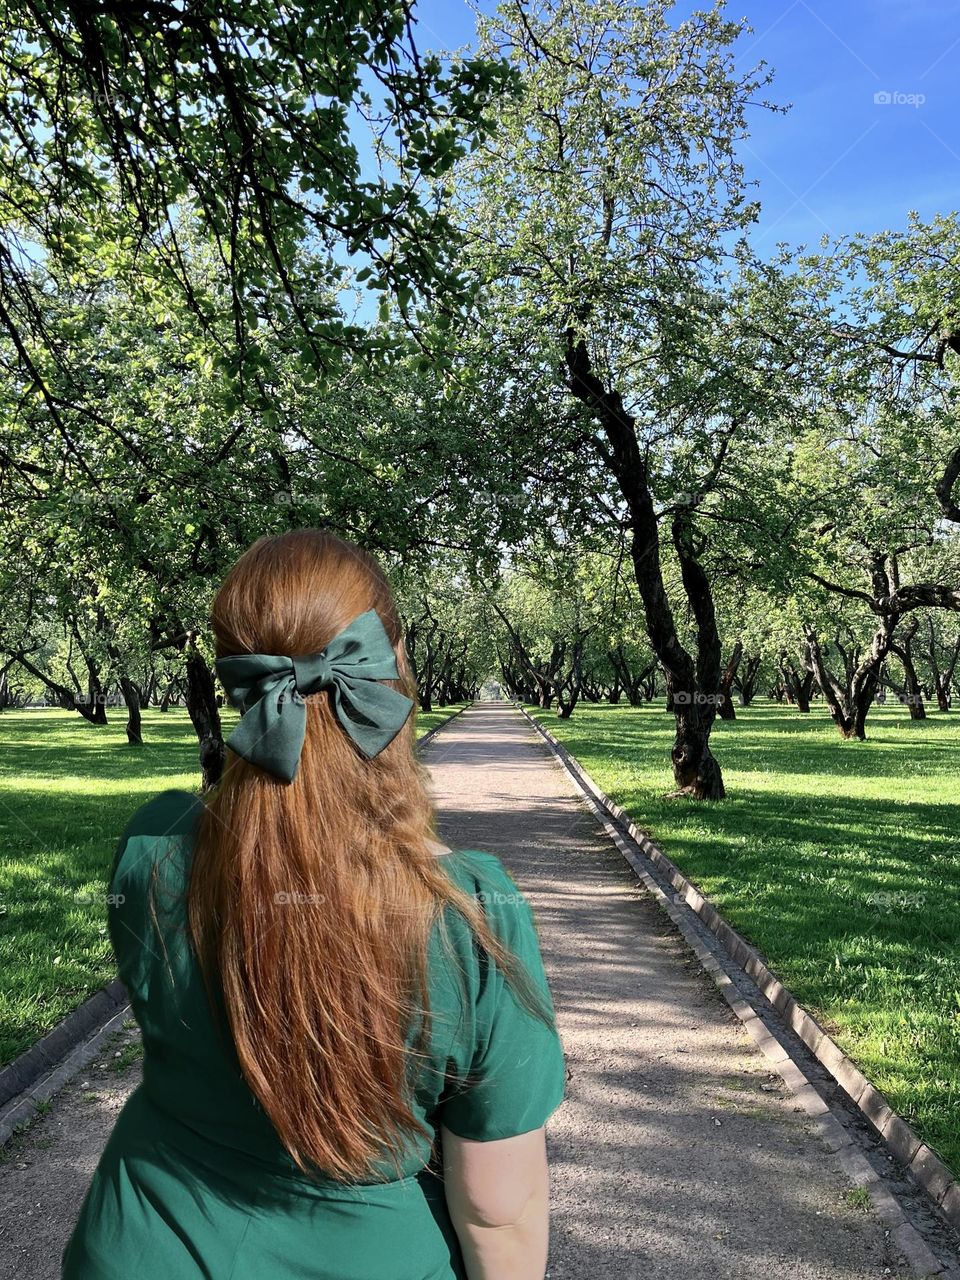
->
[215,608,414,782]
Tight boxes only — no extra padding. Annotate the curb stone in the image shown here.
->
[0,702,472,1147]
[0,978,129,1116]
[0,1001,132,1148]
[516,702,960,1278]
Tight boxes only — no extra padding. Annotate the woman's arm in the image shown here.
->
[440,1124,551,1280]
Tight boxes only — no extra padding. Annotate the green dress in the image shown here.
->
[62,790,566,1280]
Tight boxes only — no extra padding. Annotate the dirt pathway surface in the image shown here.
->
[0,703,911,1278]
[430,705,903,1279]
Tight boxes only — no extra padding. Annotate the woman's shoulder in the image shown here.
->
[439,847,519,892]
[110,789,204,887]
[120,788,205,842]
[438,848,535,936]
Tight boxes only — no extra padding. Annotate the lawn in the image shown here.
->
[0,703,465,1065]
[528,699,960,1176]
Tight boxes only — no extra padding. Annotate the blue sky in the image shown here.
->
[408,0,960,255]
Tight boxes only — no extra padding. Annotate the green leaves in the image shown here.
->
[0,0,515,382]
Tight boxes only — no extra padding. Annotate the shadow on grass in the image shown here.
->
[528,700,960,1178]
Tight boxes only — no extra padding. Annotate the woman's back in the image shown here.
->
[62,786,566,1280]
[64,529,566,1279]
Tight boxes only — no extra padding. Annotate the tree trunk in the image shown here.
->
[493,607,564,712]
[718,640,742,720]
[890,622,926,720]
[67,619,109,724]
[419,640,435,713]
[555,645,586,719]
[794,671,813,713]
[13,652,107,724]
[140,671,157,708]
[734,654,761,706]
[608,647,655,706]
[564,333,724,798]
[851,618,897,737]
[117,676,143,745]
[779,652,812,711]
[185,639,225,790]
[158,678,178,711]
[103,624,145,744]
[806,618,896,740]
[420,624,438,713]
[803,631,857,737]
[925,617,958,711]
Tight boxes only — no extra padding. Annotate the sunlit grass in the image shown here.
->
[529,699,960,1177]
[0,704,465,1065]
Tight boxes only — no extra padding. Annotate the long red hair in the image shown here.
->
[187,529,551,1182]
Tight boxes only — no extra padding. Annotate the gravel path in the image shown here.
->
[430,705,904,1279]
[0,703,907,1279]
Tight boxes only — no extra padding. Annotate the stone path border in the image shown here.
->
[0,704,469,1149]
[0,980,128,1115]
[517,702,960,1272]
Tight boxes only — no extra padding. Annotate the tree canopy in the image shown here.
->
[1,0,959,794]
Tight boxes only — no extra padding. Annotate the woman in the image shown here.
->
[63,529,566,1280]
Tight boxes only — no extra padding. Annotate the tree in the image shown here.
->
[0,230,539,782]
[921,613,960,711]
[450,0,789,796]
[394,558,491,710]
[723,232,960,739]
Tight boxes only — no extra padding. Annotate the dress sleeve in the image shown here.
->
[438,854,566,1142]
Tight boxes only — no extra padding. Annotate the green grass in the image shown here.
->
[844,1186,873,1212]
[109,1040,144,1073]
[416,703,469,736]
[0,703,466,1066]
[528,700,960,1176]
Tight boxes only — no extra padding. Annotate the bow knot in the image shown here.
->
[293,651,333,695]
[216,609,414,782]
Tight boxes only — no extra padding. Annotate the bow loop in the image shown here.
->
[215,609,414,782]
